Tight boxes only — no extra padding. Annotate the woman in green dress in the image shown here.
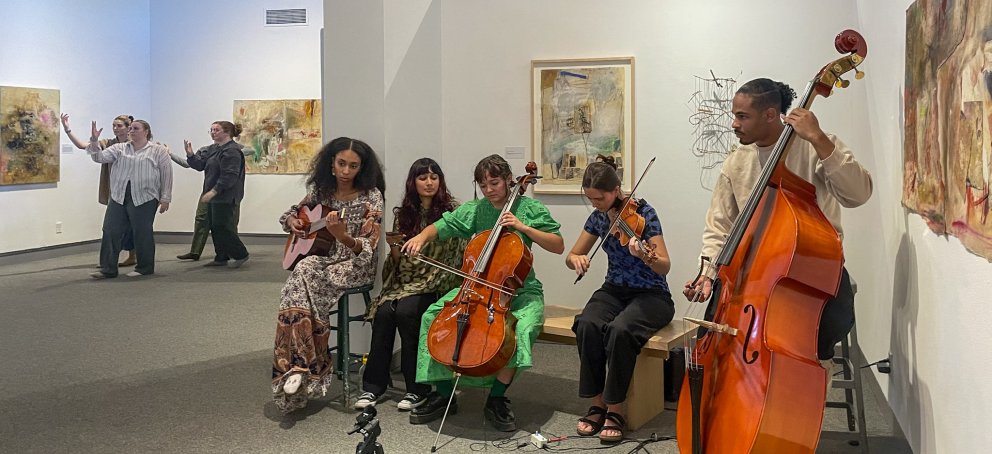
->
[401,154,564,432]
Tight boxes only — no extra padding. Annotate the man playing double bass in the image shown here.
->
[683,77,873,364]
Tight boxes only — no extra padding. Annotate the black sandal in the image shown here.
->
[599,412,626,444]
[576,405,607,436]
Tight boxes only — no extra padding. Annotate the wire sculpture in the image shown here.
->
[687,70,739,190]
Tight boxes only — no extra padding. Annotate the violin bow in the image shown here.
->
[575,156,656,284]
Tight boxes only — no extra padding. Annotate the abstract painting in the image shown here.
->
[904,0,992,260]
[532,57,633,194]
[0,86,60,185]
[234,99,321,174]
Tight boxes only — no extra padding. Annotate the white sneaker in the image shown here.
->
[397,393,428,411]
[354,392,380,409]
[283,373,304,395]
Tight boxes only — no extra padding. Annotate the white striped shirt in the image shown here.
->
[88,141,173,205]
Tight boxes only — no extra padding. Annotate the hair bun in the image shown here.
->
[596,155,618,170]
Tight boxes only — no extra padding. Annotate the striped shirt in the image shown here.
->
[88,141,173,206]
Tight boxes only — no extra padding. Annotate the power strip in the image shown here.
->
[530,432,548,448]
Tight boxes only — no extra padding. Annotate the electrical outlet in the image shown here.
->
[55,222,62,234]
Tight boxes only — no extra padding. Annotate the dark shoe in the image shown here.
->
[409,392,457,425]
[576,405,607,436]
[89,271,116,280]
[484,396,516,432]
[176,253,200,261]
[203,260,228,267]
[599,412,626,444]
[228,256,250,268]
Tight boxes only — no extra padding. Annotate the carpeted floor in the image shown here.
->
[0,239,912,453]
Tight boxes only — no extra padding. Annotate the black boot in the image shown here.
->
[485,396,516,432]
[409,392,457,425]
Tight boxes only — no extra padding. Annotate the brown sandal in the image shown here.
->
[599,412,626,444]
[576,405,607,436]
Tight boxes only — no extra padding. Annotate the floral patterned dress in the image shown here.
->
[271,188,383,413]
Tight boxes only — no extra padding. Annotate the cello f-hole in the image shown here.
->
[742,304,759,364]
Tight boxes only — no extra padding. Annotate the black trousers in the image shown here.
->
[207,202,248,261]
[572,283,676,405]
[100,185,158,276]
[818,268,856,360]
[361,293,437,396]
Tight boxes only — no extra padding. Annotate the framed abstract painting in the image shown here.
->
[531,57,634,194]
[0,86,60,185]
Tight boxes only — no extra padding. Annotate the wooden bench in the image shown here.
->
[539,305,696,430]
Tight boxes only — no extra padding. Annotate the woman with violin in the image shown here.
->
[566,157,674,443]
[402,154,564,431]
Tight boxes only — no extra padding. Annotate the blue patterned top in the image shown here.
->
[583,200,670,292]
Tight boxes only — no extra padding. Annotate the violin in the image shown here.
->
[607,196,658,265]
[575,157,656,283]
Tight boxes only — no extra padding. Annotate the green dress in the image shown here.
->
[415,196,561,388]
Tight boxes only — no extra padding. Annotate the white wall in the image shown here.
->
[852,1,992,452]
[332,1,992,453]
[434,0,871,314]
[149,0,324,235]
[0,0,151,253]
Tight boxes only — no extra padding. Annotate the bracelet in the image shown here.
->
[65,129,71,134]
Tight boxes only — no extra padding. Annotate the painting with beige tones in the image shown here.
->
[904,0,992,260]
[0,86,60,185]
[532,57,633,194]
[234,99,321,174]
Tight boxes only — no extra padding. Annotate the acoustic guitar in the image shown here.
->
[282,204,367,270]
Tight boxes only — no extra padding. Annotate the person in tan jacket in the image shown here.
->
[682,77,873,361]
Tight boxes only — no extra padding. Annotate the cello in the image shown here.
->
[676,30,867,453]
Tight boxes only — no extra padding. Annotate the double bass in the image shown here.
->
[676,30,867,453]
[414,162,541,377]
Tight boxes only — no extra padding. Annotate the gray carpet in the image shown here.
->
[0,240,912,453]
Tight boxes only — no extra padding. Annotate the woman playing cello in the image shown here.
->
[402,154,564,431]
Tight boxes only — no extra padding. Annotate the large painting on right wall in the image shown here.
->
[904,0,992,261]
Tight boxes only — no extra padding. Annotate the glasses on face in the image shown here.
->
[209,129,222,134]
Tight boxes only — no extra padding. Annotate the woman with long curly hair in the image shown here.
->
[271,137,385,413]
[354,158,465,412]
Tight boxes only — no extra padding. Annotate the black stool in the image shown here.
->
[328,284,373,405]
[822,318,870,453]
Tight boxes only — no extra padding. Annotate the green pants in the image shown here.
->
[189,201,240,256]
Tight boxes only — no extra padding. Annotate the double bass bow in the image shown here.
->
[677,30,867,454]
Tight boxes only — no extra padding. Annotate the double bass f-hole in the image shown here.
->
[742,305,759,364]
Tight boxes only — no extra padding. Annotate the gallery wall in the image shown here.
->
[0,0,152,253]
[851,1,992,452]
[149,0,324,235]
[325,0,992,453]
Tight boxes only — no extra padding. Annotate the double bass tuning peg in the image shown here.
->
[834,77,851,89]
[855,70,865,80]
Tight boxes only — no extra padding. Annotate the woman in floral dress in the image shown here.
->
[271,137,385,413]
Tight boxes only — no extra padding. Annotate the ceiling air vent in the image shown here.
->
[265,8,308,26]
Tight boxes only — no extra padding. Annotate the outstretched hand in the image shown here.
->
[60,113,70,132]
[90,121,103,141]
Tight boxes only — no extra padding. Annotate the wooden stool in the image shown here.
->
[328,284,373,405]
